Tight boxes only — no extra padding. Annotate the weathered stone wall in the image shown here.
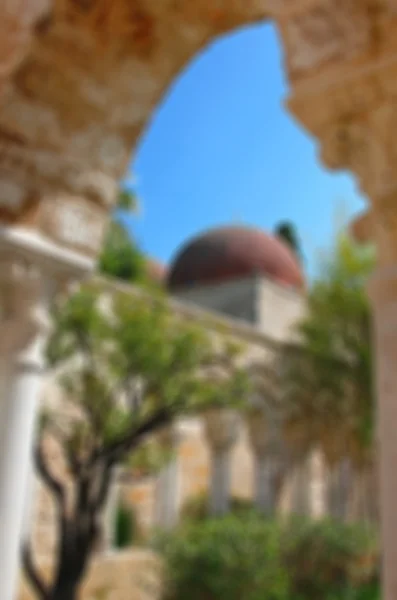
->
[173,276,260,325]
[258,277,306,341]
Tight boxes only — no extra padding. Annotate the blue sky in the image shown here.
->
[125,23,366,278]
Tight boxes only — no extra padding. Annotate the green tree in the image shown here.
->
[272,234,375,468]
[98,220,147,283]
[274,221,304,263]
[98,188,149,284]
[23,285,249,600]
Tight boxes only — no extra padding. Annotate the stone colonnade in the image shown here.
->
[201,409,329,519]
[1,1,397,600]
[120,411,284,527]
[149,412,378,532]
[152,408,324,520]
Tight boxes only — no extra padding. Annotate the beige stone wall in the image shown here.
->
[171,275,306,341]
[173,276,260,325]
[114,416,255,533]
[19,549,162,600]
[258,278,306,341]
[120,477,157,537]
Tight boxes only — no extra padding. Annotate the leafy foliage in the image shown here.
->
[97,188,152,286]
[181,492,255,522]
[282,518,378,599]
[113,503,137,548]
[274,221,304,263]
[270,234,375,467]
[98,220,148,284]
[25,285,250,600]
[156,514,288,600]
[156,514,379,600]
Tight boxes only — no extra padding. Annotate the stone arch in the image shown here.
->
[0,0,380,260]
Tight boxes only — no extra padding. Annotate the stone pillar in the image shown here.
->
[307,449,327,520]
[0,327,47,600]
[346,113,397,594]
[367,265,397,600]
[203,408,240,516]
[0,231,92,600]
[21,446,39,544]
[254,455,277,514]
[328,458,352,522]
[246,410,276,514]
[101,468,121,552]
[155,426,181,530]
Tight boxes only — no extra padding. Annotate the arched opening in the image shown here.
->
[111,21,373,533]
[127,23,366,279]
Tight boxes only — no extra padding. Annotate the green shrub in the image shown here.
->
[282,518,379,600]
[156,514,288,600]
[181,492,255,522]
[321,581,381,600]
[113,503,137,548]
[155,513,379,600]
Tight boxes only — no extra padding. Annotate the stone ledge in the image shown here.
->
[95,275,281,351]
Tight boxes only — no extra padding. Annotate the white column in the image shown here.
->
[209,446,232,516]
[101,469,120,552]
[329,458,352,521]
[155,426,181,529]
[0,331,47,600]
[307,449,327,519]
[0,230,93,600]
[21,452,39,544]
[203,408,240,517]
[246,408,279,515]
[254,453,276,514]
[155,457,180,529]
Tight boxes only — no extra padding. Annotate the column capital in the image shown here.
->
[0,226,93,357]
[246,409,269,457]
[202,407,240,451]
[156,423,183,450]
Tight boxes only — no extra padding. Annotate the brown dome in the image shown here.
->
[167,225,304,291]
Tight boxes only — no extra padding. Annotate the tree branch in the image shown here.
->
[91,460,113,511]
[99,405,175,465]
[34,441,66,510]
[22,542,49,600]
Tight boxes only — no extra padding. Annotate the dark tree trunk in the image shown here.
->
[48,579,81,600]
[25,407,173,600]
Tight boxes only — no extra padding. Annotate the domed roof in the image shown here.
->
[167,225,304,291]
